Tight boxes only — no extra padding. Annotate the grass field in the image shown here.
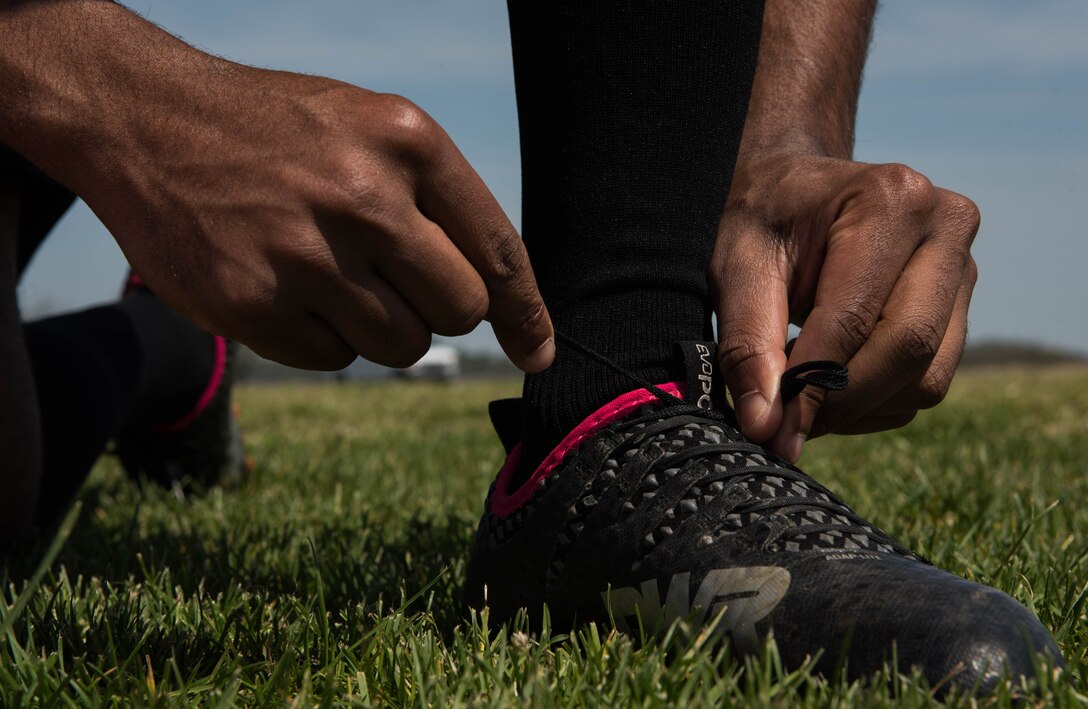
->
[2,366,1087,706]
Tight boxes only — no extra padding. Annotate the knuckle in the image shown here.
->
[251,331,356,371]
[516,298,548,338]
[717,335,770,374]
[318,347,359,372]
[830,299,881,349]
[892,317,943,370]
[798,386,830,426]
[373,93,442,161]
[484,224,529,283]
[914,365,954,409]
[965,256,979,287]
[329,159,393,216]
[436,289,488,337]
[936,191,982,251]
[944,192,981,232]
[314,158,406,231]
[892,408,918,426]
[871,163,935,214]
[382,330,433,369]
[810,409,839,438]
[245,338,284,366]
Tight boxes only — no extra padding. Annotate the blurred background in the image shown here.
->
[16,0,1087,380]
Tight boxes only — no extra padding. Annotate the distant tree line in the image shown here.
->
[959,339,1086,367]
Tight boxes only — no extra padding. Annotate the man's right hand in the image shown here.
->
[105,75,556,372]
[0,1,554,372]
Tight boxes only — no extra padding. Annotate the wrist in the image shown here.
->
[725,151,861,226]
[730,150,825,198]
[735,131,836,172]
[0,1,224,197]
[736,0,876,173]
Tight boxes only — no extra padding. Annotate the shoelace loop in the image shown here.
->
[781,361,849,403]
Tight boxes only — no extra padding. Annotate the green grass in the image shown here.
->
[3,366,1087,706]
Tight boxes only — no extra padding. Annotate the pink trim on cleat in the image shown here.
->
[122,272,146,297]
[490,382,685,517]
[150,335,228,434]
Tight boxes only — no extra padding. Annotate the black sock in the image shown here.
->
[24,291,216,526]
[508,0,765,476]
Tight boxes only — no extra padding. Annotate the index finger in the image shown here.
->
[772,166,937,459]
[416,141,554,373]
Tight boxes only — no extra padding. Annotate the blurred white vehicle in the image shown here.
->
[394,344,461,381]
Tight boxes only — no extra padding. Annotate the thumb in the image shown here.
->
[712,223,790,443]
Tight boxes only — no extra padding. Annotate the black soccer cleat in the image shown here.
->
[114,275,250,493]
[115,336,248,493]
[465,341,1064,695]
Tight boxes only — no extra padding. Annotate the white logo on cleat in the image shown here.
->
[603,566,790,654]
[695,343,714,410]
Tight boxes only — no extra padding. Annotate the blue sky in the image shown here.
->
[17,1,1088,357]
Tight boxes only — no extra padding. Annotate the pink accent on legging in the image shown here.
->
[489,381,684,517]
[150,335,227,434]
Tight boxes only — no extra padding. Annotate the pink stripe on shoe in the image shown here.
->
[122,272,146,296]
[150,335,228,434]
[489,381,685,517]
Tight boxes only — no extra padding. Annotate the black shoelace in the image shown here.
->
[553,331,848,409]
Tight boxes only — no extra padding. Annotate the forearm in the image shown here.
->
[0,0,232,198]
[738,0,876,162]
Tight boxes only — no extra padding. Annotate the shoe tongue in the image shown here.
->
[672,342,727,411]
[488,398,523,454]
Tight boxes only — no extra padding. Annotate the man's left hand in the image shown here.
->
[712,153,980,462]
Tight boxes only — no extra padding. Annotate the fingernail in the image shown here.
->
[737,390,771,434]
[524,337,555,372]
[785,433,806,464]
